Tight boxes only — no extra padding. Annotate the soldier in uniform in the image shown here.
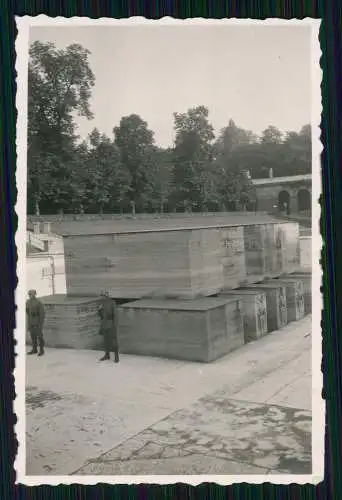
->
[98,290,119,363]
[26,289,45,356]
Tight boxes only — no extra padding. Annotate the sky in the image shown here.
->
[30,23,312,148]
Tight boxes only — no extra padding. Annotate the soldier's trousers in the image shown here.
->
[29,326,44,352]
[103,328,119,362]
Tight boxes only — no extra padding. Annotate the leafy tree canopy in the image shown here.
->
[27,42,311,215]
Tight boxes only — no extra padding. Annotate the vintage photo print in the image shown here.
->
[15,16,323,485]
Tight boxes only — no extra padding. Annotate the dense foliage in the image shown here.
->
[27,42,312,215]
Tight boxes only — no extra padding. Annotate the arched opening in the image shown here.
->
[297,189,311,214]
[278,190,291,215]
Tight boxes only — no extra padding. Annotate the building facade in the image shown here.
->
[252,174,312,214]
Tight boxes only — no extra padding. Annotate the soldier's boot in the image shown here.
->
[99,353,110,361]
[114,351,119,363]
[28,333,37,354]
[38,338,45,357]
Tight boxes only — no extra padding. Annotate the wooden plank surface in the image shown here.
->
[118,296,244,363]
[64,230,193,298]
[62,221,300,300]
[243,222,300,280]
[287,273,312,314]
[26,295,103,350]
[220,290,268,342]
[243,283,288,332]
[266,278,305,322]
[46,213,286,236]
[278,222,301,273]
[189,229,224,296]
[220,226,247,288]
[207,299,244,362]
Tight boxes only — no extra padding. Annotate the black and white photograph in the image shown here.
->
[15,17,323,484]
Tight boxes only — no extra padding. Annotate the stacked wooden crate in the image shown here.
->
[219,226,247,289]
[220,289,268,343]
[62,220,301,300]
[264,277,305,323]
[277,222,302,274]
[288,272,312,314]
[63,228,224,299]
[27,217,310,362]
[26,295,103,350]
[118,297,244,363]
[242,222,300,282]
[242,282,288,332]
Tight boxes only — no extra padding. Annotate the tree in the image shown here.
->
[146,148,174,213]
[28,41,94,136]
[210,148,255,211]
[27,41,95,213]
[298,124,312,168]
[255,126,286,178]
[114,114,155,213]
[285,124,311,162]
[221,171,255,211]
[215,119,257,157]
[172,106,216,211]
[300,124,311,139]
[81,129,131,213]
[261,125,283,145]
[278,125,311,176]
[220,144,263,180]
[210,119,259,206]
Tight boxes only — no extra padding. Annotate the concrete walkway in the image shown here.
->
[26,316,312,476]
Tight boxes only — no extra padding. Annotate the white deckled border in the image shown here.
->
[14,15,323,486]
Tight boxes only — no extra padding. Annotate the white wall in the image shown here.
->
[37,233,64,254]
[27,253,67,298]
[27,230,67,298]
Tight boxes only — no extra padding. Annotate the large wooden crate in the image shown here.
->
[299,236,312,271]
[288,272,312,314]
[277,223,302,273]
[220,289,268,342]
[59,218,300,300]
[63,228,224,299]
[188,228,225,296]
[243,283,288,332]
[118,297,244,363]
[26,295,103,350]
[265,277,305,322]
[219,226,247,289]
[243,222,300,281]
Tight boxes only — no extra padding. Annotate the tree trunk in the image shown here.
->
[131,201,136,217]
[35,199,40,216]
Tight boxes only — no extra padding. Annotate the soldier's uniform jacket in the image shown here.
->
[98,297,117,330]
[26,298,45,328]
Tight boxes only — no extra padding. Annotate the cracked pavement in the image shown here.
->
[26,315,312,476]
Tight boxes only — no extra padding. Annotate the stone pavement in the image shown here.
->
[26,316,312,476]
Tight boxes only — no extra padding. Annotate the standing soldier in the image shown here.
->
[26,289,45,356]
[98,290,119,363]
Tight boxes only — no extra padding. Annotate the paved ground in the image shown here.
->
[26,315,312,476]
